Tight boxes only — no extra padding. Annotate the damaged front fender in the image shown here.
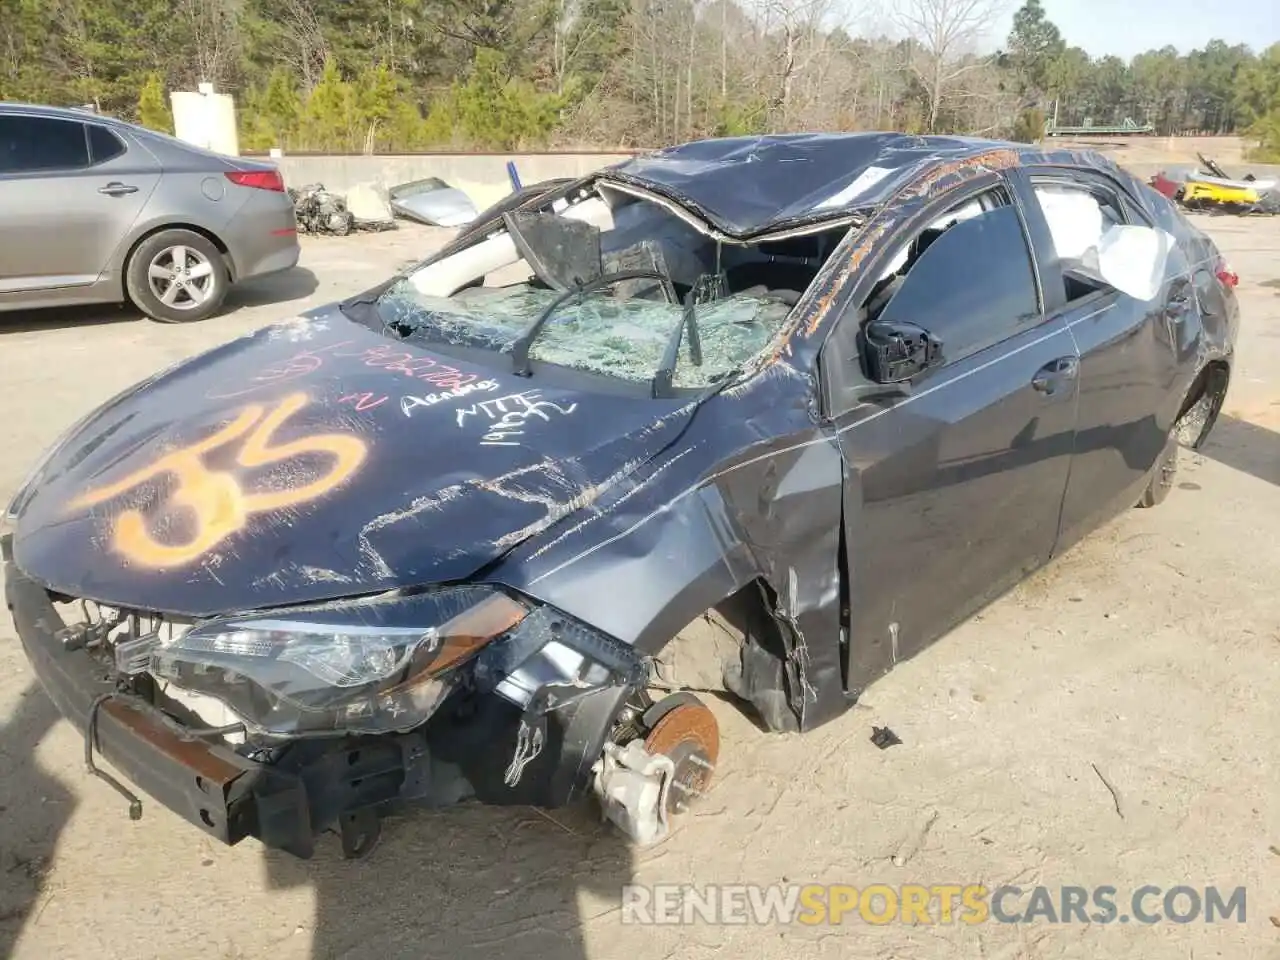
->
[494,396,851,733]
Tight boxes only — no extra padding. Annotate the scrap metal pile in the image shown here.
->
[288,177,481,236]
[1148,154,1280,215]
[289,183,393,236]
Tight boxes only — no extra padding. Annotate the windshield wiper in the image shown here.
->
[510,268,676,377]
[339,275,414,336]
[339,276,397,316]
[651,291,704,398]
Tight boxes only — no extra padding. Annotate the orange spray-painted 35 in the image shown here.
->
[69,392,367,568]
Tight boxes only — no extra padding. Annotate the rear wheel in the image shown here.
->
[1175,364,1229,449]
[126,229,228,323]
[1137,434,1178,508]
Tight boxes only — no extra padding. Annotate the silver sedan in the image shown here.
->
[0,102,300,323]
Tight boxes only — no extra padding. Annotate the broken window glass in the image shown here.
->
[380,188,818,388]
[1032,181,1127,301]
[380,284,792,389]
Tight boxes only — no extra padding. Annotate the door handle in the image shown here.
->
[99,182,138,196]
[1031,356,1079,395]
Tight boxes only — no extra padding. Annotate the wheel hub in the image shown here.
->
[593,694,719,844]
[643,702,719,815]
[147,245,214,310]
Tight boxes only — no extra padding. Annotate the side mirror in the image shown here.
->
[863,318,944,383]
[1091,223,1177,302]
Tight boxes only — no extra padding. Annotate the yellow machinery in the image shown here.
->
[1180,179,1264,207]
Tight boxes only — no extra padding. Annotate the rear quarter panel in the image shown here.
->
[112,131,243,270]
[1138,179,1239,366]
[219,185,299,280]
[114,131,296,280]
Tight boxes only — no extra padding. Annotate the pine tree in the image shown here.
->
[356,63,397,152]
[137,72,173,133]
[300,57,355,151]
[261,67,303,148]
[421,91,461,148]
[1004,0,1065,110]
[1236,43,1280,159]
[454,49,562,149]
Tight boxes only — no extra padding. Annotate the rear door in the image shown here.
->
[1009,166,1186,548]
[0,115,159,294]
[822,176,1079,691]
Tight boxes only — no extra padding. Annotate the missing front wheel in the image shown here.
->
[592,693,719,845]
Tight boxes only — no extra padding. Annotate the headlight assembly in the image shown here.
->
[150,586,527,737]
[151,583,647,741]
[473,605,648,712]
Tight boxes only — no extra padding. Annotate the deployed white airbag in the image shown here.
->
[1035,184,1105,260]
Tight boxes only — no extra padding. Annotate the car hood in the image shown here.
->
[389,186,478,227]
[10,311,693,616]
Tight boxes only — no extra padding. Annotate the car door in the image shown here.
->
[821,177,1079,692]
[0,114,159,295]
[1009,167,1186,550]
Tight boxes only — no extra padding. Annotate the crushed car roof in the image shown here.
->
[599,132,1043,239]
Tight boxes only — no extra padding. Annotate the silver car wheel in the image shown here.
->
[147,245,216,310]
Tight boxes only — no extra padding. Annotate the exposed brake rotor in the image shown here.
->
[642,697,719,815]
[593,692,721,845]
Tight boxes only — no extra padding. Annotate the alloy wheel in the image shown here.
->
[147,245,216,310]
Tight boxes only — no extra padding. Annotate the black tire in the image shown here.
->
[125,229,229,323]
[1137,435,1178,508]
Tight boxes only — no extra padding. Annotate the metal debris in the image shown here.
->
[1090,762,1124,819]
[871,726,903,750]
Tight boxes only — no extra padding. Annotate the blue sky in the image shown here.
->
[991,0,1279,59]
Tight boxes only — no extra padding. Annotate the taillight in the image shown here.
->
[225,169,285,192]
[1214,256,1238,288]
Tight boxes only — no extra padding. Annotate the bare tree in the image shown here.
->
[891,0,1005,132]
[279,0,330,91]
[948,56,1019,133]
[567,0,1016,146]
[550,0,602,95]
[751,0,832,129]
[178,0,240,88]
[45,0,99,104]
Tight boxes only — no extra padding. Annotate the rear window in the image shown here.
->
[87,124,126,164]
[1032,182,1123,261]
[0,116,90,173]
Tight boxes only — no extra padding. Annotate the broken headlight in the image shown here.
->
[150,586,527,737]
[472,605,648,712]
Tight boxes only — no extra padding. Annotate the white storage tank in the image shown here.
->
[170,82,240,157]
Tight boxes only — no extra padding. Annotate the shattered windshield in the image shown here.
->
[375,186,841,390]
[378,283,790,389]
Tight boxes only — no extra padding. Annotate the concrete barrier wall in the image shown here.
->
[268,144,1276,212]
[273,152,636,211]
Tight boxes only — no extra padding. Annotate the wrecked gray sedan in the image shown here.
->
[3,134,1238,859]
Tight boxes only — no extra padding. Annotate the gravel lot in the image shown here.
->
[1,214,1277,960]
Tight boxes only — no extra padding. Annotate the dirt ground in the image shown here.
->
[1,213,1278,960]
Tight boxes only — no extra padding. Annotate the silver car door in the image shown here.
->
[0,115,159,294]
